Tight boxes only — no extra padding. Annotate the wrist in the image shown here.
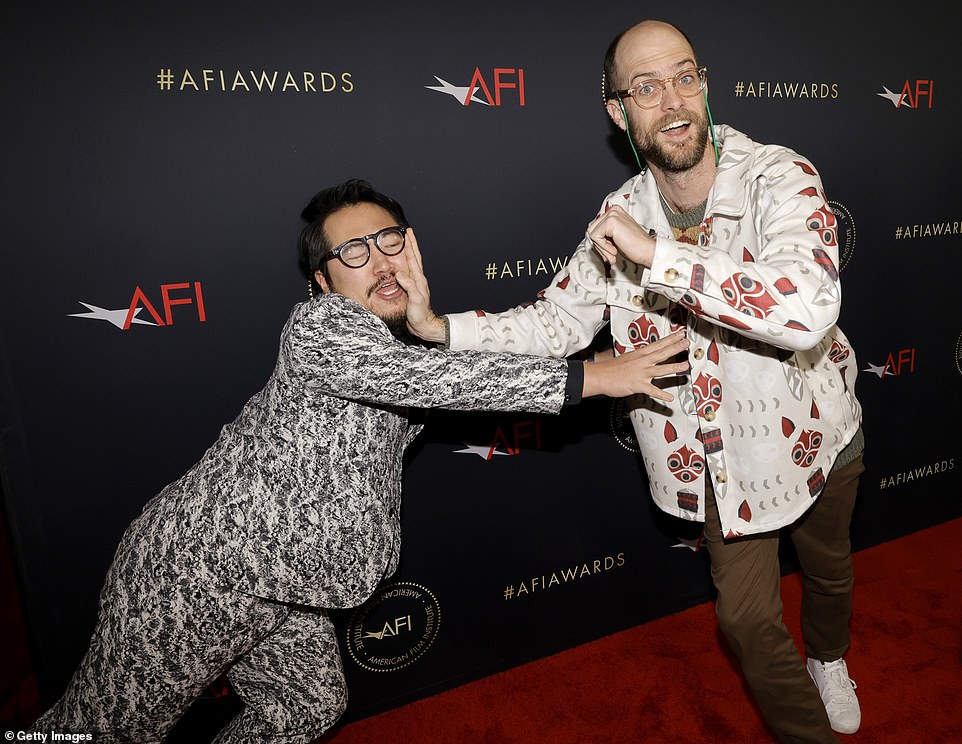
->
[581,360,603,399]
[409,314,448,344]
[441,315,451,348]
[425,315,449,345]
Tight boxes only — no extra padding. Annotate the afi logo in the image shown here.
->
[455,418,541,460]
[877,80,934,109]
[363,615,412,641]
[69,282,207,330]
[862,348,916,378]
[426,67,526,106]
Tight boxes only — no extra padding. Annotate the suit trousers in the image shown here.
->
[703,456,864,744]
[31,498,348,743]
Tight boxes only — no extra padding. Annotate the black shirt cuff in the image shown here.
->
[564,360,584,406]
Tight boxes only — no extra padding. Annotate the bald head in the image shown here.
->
[604,20,698,100]
[602,19,713,176]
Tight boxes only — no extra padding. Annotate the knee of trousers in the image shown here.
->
[221,687,348,744]
[321,683,349,729]
[803,572,853,597]
[280,688,348,742]
[274,674,349,735]
[715,599,792,658]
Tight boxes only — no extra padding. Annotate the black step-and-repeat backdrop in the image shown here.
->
[2,1,959,725]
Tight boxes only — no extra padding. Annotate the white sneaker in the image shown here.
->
[806,657,861,734]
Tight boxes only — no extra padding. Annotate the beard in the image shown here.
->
[364,277,408,336]
[380,309,408,337]
[629,109,710,173]
[324,273,409,337]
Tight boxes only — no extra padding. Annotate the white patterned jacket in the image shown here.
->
[134,292,572,608]
[446,125,861,538]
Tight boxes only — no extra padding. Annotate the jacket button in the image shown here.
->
[664,268,679,282]
[716,471,728,484]
[693,348,705,360]
[704,410,716,422]
[631,295,644,307]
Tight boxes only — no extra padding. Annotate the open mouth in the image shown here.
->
[660,118,691,136]
[372,278,404,299]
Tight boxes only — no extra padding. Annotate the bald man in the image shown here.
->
[405,20,865,744]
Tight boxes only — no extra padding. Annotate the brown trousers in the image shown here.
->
[703,456,864,744]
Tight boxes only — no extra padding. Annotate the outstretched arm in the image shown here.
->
[394,227,688,402]
[582,331,689,402]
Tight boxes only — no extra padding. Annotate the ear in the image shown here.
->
[314,270,332,294]
[606,99,627,131]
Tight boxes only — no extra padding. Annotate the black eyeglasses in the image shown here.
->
[320,225,408,268]
[611,67,708,109]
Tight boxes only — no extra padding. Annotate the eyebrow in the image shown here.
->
[629,58,696,85]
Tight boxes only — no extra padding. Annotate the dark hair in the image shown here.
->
[602,20,697,103]
[298,179,408,287]
[602,30,628,102]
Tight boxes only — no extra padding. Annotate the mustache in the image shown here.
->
[655,112,695,130]
[366,273,399,298]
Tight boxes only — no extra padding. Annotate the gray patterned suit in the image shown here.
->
[34,292,573,743]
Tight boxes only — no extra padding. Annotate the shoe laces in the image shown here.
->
[821,659,858,704]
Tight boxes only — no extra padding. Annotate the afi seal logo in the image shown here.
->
[346,582,440,672]
[827,201,856,271]
[955,330,962,376]
[609,399,640,454]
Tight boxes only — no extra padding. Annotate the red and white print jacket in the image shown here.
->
[446,125,862,538]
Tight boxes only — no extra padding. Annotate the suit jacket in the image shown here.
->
[127,292,570,608]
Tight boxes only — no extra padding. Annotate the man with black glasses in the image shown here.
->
[404,20,865,744]
[31,179,690,743]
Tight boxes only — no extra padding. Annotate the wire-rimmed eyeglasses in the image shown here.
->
[320,225,408,269]
[611,67,707,109]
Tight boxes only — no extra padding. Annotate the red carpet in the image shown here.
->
[318,518,962,743]
[4,518,960,741]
